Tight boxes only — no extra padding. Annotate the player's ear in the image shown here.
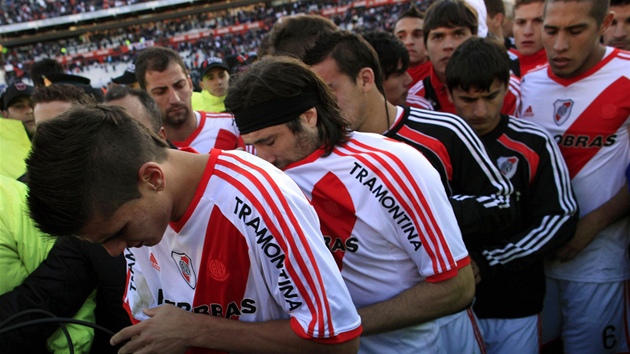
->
[300,107,318,128]
[357,67,375,93]
[138,162,165,192]
[599,11,615,35]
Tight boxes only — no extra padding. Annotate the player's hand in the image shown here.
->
[470,259,481,285]
[553,215,598,263]
[111,304,194,354]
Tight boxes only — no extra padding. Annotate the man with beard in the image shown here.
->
[135,46,242,152]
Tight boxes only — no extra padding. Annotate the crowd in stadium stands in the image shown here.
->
[0,0,151,25]
[3,0,422,86]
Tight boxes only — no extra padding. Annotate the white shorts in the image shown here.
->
[437,307,486,354]
[542,278,630,354]
[477,314,540,354]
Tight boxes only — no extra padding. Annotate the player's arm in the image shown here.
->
[472,129,579,279]
[444,114,516,234]
[358,263,474,335]
[554,182,630,262]
[112,306,360,354]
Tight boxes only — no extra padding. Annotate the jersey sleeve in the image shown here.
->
[473,124,579,279]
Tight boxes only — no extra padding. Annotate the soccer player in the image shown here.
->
[361,31,414,106]
[406,0,521,116]
[510,0,548,76]
[25,104,362,354]
[301,30,520,352]
[604,0,630,50]
[520,0,630,352]
[394,5,432,87]
[191,57,230,113]
[226,55,474,353]
[446,36,578,354]
[135,46,241,152]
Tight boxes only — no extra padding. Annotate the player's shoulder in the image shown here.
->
[506,115,555,143]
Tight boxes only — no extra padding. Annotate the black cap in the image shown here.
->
[199,57,229,77]
[45,72,91,86]
[2,82,35,110]
[112,64,138,85]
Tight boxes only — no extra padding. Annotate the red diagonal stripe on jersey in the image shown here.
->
[560,77,630,179]
[498,134,540,185]
[339,139,456,274]
[216,154,333,337]
[398,125,453,181]
[193,207,250,322]
[213,128,239,150]
[312,172,358,270]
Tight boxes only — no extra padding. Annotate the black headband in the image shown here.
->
[233,92,320,134]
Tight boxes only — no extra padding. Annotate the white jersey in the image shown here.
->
[283,132,468,354]
[123,149,362,354]
[520,47,630,282]
[172,111,242,152]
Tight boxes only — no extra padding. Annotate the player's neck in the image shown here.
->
[168,150,211,222]
[166,112,198,143]
[360,92,397,134]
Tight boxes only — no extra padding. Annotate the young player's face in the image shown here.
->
[200,68,230,97]
[603,4,630,50]
[542,1,611,78]
[145,62,194,127]
[311,57,367,131]
[241,114,320,170]
[33,100,74,125]
[426,26,474,81]
[395,17,428,65]
[513,2,545,56]
[383,60,412,106]
[449,78,506,136]
[3,96,35,136]
[78,185,172,257]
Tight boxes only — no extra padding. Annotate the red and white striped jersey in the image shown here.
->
[521,47,630,282]
[283,132,468,353]
[123,149,362,354]
[171,111,243,152]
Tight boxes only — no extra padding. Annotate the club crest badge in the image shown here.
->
[171,252,197,289]
[553,99,574,126]
[497,156,519,179]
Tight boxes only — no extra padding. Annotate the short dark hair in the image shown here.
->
[485,0,506,16]
[611,0,630,6]
[26,104,169,237]
[395,4,426,23]
[267,14,339,60]
[135,46,188,90]
[105,85,163,133]
[32,84,97,106]
[446,37,511,93]
[361,31,410,80]
[29,59,64,87]
[225,56,350,155]
[544,0,610,26]
[515,0,545,12]
[304,31,385,95]
[423,0,479,44]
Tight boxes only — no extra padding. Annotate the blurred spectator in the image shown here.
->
[1,82,35,137]
[110,63,139,89]
[191,57,230,113]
